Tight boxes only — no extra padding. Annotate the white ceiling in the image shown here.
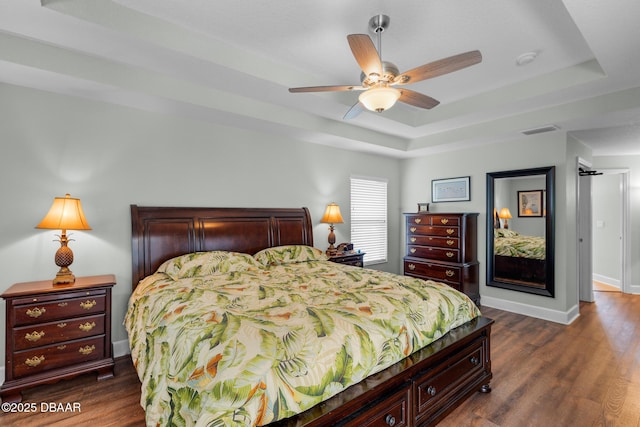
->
[1,0,639,158]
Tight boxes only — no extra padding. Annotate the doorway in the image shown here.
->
[577,158,630,302]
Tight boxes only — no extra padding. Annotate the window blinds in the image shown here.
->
[350,176,388,265]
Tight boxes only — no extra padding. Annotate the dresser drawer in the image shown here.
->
[404,260,461,285]
[414,340,485,422]
[13,314,105,350]
[12,335,105,378]
[344,384,411,427]
[13,293,106,326]
[406,215,460,227]
[407,235,459,249]
[407,246,460,263]
[407,225,460,238]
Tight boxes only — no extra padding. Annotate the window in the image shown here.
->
[350,176,388,265]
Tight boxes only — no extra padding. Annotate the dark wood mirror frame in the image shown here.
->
[486,166,555,297]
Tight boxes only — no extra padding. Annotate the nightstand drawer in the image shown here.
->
[13,314,105,350]
[13,293,106,326]
[13,335,105,378]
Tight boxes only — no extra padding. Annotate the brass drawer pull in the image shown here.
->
[446,229,455,235]
[57,302,68,307]
[446,252,454,258]
[57,345,67,350]
[57,323,67,328]
[80,300,97,310]
[79,322,96,332]
[447,239,454,246]
[414,218,421,224]
[26,307,46,318]
[408,264,416,271]
[25,331,45,342]
[440,218,449,224]
[410,248,417,254]
[79,345,96,355]
[410,227,417,233]
[446,270,455,277]
[25,355,45,367]
[410,237,416,243]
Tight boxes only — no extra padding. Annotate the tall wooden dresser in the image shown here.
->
[403,213,480,305]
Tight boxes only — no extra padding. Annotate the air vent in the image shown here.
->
[521,125,560,136]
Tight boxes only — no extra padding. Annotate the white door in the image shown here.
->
[577,161,594,302]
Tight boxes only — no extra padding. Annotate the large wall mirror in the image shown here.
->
[486,166,555,297]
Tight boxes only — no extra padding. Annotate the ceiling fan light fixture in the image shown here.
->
[359,85,401,112]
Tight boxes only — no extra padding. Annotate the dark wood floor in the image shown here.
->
[2,291,639,426]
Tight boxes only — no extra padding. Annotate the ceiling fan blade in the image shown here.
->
[394,50,482,85]
[343,102,364,120]
[399,89,440,109]
[289,85,364,93]
[347,34,382,77]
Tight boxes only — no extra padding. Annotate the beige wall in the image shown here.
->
[0,83,402,366]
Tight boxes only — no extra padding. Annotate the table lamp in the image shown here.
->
[320,203,344,255]
[36,194,92,285]
[498,207,512,229]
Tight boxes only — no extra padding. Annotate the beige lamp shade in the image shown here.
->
[36,194,92,231]
[498,208,512,219]
[320,203,344,224]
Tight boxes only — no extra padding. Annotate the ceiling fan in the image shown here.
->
[289,15,482,119]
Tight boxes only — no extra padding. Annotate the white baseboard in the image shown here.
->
[482,295,580,325]
[0,340,131,387]
[593,273,621,289]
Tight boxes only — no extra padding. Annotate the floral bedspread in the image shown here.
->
[125,247,480,427]
[494,228,546,259]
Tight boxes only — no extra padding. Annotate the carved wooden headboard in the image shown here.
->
[130,205,314,290]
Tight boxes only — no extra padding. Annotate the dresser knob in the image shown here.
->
[440,218,449,224]
[79,322,96,332]
[446,270,455,277]
[410,237,416,243]
[57,302,68,307]
[25,355,45,367]
[427,385,437,396]
[446,229,455,235]
[57,322,67,328]
[80,300,97,310]
[410,227,417,233]
[447,240,454,246]
[446,252,454,258]
[470,356,480,366]
[408,264,416,271]
[25,331,45,342]
[410,248,417,254]
[385,414,396,426]
[79,345,96,355]
[414,218,422,224]
[26,307,46,318]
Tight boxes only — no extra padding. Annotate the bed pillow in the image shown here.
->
[157,251,261,279]
[495,228,519,238]
[253,245,327,266]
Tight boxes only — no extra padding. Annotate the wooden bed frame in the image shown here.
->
[130,205,493,427]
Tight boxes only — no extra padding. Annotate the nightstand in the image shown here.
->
[1,275,115,403]
[328,252,365,267]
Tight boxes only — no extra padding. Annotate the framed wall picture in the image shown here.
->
[432,176,470,202]
[417,203,430,212]
[518,190,543,217]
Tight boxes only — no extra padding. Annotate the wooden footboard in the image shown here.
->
[271,316,493,427]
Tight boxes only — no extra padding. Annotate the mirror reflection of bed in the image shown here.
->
[486,167,555,297]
